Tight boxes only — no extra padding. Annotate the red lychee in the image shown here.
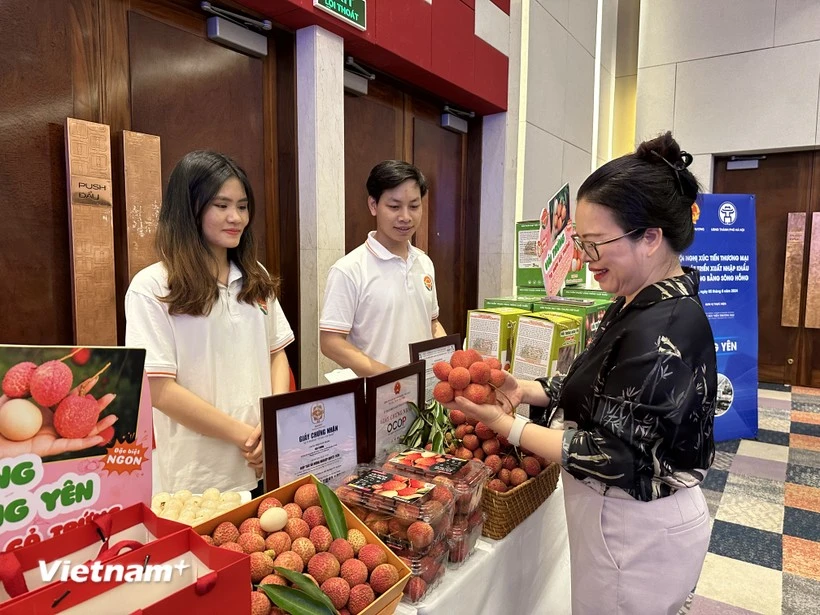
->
[484,454,502,475]
[302,505,326,529]
[321,577,351,610]
[307,551,340,584]
[250,591,272,615]
[283,502,303,519]
[465,349,483,366]
[463,384,490,405]
[250,551,275,583]
[53,395,101,439]
[348,583,375,615]
[309,525,333,552]
[71,348,92,366]
[407,521,434,550]
[370,563,400,594]
[522,456,542,477]
[257,497,283,517]
[273,550,304,573]
[447,367,470,391]
[340,558,369,590]
[2,362,37,398]
[454,424,473,439]
[489,369,506,388]
[510,468,528,486]
[498,468,511,485]
[329,538,355,564]
[29,360,73,407]
[405,576,427,602]
[290,537,316,565]
[487,479,508,492]
[449,350,471,369]
[461,434,480,451]
[294,483,320,509]
[468,361,490,385]
[212,522,240,546]
[474,422,496,440]
[482,438,501,456]
[454,447,473,460]
[237,532,266,553]
[449,409,466,425]
[259,573,288,586]
[472,448,485,461]
[240,517,266,538]
[265,531,291,554]
[357,543,387,572]
[432,381,454,404]
[432,361,452,381]
[486,358,502,370]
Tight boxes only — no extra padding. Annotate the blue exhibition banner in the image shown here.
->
[683,194,758,441]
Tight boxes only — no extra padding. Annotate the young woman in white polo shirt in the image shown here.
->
[125,151,294,495]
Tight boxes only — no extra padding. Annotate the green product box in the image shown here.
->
[466,308,528,371]
[516,286,546,298]
[511,312,581,382]
[516,220,545,287]
[483,297,537,312]
[564,263,587,286]
[532,298,611,349]
[560,286,614,301]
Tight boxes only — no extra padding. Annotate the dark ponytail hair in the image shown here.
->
[577,131,700,253]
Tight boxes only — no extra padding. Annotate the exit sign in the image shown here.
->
[313,0,366,31]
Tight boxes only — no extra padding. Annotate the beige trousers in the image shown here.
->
[562,470,711,615]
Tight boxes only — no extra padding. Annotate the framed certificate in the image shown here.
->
[409,333,461,402]
[261,379,367,490]
[365,361,425,461]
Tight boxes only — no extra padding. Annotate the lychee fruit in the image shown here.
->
[454,447,473,460]
[407,521,434,550]
[405,576,427,601]
[432,361,452,381]
[462,434,480,451]
[273,550,304,573]
[321,577,351,610]
[465,349,483,366]
[250,591,272,615]
[454,424,473,439]
[53,395,100,439]
[237,532,266,553]
[259,574,288,586]
[370,563,399,594]
[486,358,502,370]
[212,521,240,545]
[347,584,375,615]
[357,543,387,572]
[265,531,291,554]
[484,454,502,475]
[284,518,310,541]
[482,438,501,456]
[250,551,275,583]
[219,542,244,553]
[468,361,490,385]
[498,469,511,485]
[487,479,508,492]
[70,348,92,366]
[329,538,354,564]
[302,505,326,529]
[2,362,37,398]
[309,525,333,552]
[430,484,454,505]
[463,383,490,405]
[522,456,542,477]
[307,551,340,584]
[489,368,506,388]
[449,350,471,369]
[341,557,369,586]
[257,497,283,517]
[448,367,470,390]
[200,535,215,546]
[449,409,466,425]
[502,455,518,471]
[347,528,367,555]
[29,360,73,407]
[240,517,266,538]
[283,502,303,519]
[294,483,320,509]
[510,468,528,486]
[474,422,495,440]
[432,381,454,404]
[472,448,485,461]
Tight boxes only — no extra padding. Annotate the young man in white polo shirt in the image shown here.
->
[320,160,446,376]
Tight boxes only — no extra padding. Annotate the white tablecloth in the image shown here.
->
[396,478,571,615]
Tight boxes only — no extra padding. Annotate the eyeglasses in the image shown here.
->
[571,228,645,262]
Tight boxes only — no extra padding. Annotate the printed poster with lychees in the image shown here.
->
[537,183,574,296]
[0,346,152,553]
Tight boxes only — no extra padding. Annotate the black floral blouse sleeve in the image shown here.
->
[534,269,717,502]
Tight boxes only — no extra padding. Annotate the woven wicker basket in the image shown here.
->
[481,462,561,540]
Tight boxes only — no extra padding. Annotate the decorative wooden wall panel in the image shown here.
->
[781,213,806,328]
[805,213,820,329]
[123,130,161,281]
[65,117,118,345]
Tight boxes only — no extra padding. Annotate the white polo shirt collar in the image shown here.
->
[365,231,418,266]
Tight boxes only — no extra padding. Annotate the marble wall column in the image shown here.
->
[296,25,345,387]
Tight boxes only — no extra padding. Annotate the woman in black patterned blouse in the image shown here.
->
[450,132,716,614]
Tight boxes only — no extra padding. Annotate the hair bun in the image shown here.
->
[636,131,690,168]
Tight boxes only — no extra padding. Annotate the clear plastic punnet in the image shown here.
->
[447,509,485,568]
[379,447,492,516]
[334,465,455,554]
[394,535,449,604]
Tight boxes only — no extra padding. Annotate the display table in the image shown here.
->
[396,478,571,615]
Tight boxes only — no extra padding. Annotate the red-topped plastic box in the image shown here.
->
[380,448,492,516]
[334,467,455,554]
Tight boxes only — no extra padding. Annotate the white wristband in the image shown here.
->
[507,414,531,447]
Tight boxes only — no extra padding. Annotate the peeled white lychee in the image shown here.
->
[259,506,289,533]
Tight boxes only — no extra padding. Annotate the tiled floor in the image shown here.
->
[682,386,820,615]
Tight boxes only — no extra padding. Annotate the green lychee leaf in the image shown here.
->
[272,568,337,613]
[258,585,336,615]
[316,480,348,541]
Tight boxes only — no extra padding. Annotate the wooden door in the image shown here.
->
[343,81,480,339]
[713,151,816,386]
[804,158,820,387]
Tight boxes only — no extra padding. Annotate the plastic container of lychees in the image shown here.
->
[334,466,455,555]
[394,536,449,604]
[447,509,485,568]
[380,447,492,517]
